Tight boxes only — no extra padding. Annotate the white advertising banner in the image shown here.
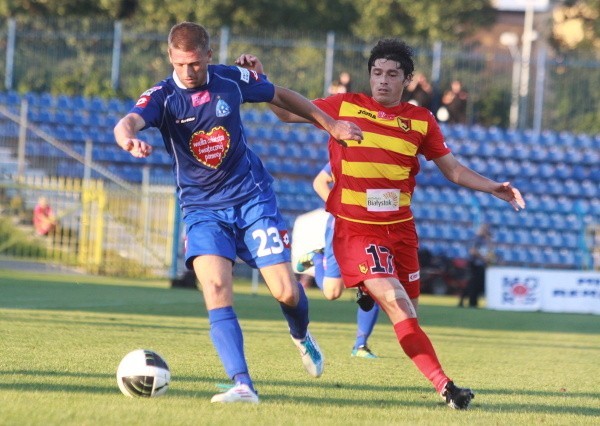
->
[486,266,600,315]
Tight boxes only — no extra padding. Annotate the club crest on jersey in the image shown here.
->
[189,126,230,169]
[216,99,231,117]
[397,117,411,132]
[359,263,369,274]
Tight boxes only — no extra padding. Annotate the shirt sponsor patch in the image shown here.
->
[378,111,396,120]
[191,90,211,107]
[366,189,400,212]
[135,85,162,108]
[279,230,291,248]
[237,66,250,83]
[409,271,420,282]
[189,126,230,169]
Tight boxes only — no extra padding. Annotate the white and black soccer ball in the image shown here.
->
[116,349,170,397]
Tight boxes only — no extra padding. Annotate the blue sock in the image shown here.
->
[233,373,255,392]
[280,282,309,340]
[354,304,380,349]
[208,306,253,389]
[313,252,325,289]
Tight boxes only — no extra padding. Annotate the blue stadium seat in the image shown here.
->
[241,109,259,123]
[0,90,21,106]
[90,97,106,111]
[260,110,279,125]
[572,165,589,181]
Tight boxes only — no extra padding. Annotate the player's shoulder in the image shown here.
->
[140,78,176,98]
[212,64,262,85]
[401,102,437,120]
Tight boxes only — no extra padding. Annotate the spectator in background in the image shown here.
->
[328,71,352,95]
[403,72,433,111]
[328,80,346,95]
[33,196,57,236]
[459,224,495,308]
[440,80,468,124]
[339,71,352,92]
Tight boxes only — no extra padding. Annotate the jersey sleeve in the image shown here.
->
[130,84,167,130]
[228,65,275,104]
[418,111,451,160]
[313,95,343,120]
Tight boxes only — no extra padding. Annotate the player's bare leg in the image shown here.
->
[364,277,474,409]
[261,263,324,378]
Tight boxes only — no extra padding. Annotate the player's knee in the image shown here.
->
[323,279,344,300]
[323,287,342,300]
[383,287,417,318]
[271,285,298,306]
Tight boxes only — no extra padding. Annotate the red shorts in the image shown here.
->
[332,218,421,299]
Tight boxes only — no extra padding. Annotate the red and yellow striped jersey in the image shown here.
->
[313,93,450,224]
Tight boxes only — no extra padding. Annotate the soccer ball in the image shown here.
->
[116,349,170,397]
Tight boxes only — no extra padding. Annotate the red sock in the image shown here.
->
[393,318,449,393]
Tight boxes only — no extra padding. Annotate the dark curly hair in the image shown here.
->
[368,39,414,78]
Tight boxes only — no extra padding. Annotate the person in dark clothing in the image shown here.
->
[459,224,494,308]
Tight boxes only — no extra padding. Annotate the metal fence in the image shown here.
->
[1,16,599,134]
[0,106,181,278]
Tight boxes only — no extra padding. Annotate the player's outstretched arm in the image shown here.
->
[114,113,153,158]
[235,53,362,144]
[434,153,525,211]
[271,86,362,144]
[234,53,303,123]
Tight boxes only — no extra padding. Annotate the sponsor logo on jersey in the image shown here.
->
[357,109,377,119]
[136,96,150,107]
[408,271,420,282]
[191,90,211,107]
[397,117,411,132]
[135,86,162,108]
[216,99,231,117]
[366,189,400,211]
[176,116,195,124]
[279,230,291,248]
[237,66,250,83]
[189,126,230,168]
[378,111,396,120]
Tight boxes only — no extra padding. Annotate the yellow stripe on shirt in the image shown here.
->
[341,160,411,180]
[339,101,429,135]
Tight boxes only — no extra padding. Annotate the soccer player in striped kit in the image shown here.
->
[238,38,524,409]
[114,22,363,404]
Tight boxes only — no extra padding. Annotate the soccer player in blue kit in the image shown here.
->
[113,22,363,404]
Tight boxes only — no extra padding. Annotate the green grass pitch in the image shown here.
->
[1,268,599,425]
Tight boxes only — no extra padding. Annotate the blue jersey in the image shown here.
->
[131,64,276,213]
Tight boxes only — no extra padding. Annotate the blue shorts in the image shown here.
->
[183,189,291,270]
[323,215,341,279]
